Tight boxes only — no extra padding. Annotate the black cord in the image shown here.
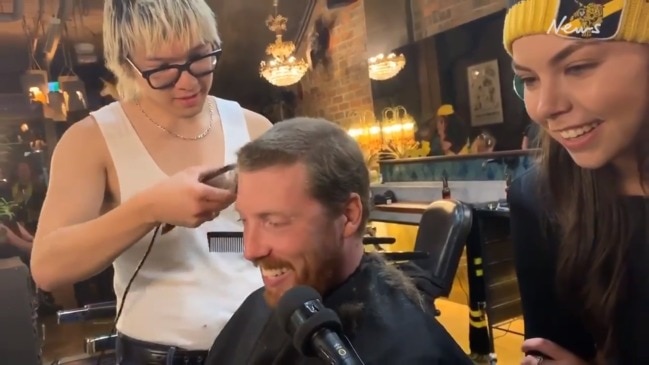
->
[95,224,161,365]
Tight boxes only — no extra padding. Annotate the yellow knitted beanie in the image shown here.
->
[503,0,649,54]
[437,104,454,116]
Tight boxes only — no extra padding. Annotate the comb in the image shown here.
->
[207,232,244,253]
[160,164,237,235]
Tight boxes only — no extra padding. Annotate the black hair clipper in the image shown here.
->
[160,164,237,235]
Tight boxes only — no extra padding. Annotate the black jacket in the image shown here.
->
[206,254,472,365]
[509,167,648,364]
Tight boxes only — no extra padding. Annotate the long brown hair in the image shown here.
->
[538,121,648,356]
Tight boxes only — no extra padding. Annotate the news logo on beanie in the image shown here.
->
[503,0,649,54]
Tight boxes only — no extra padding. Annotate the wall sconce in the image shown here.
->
[347,110,383,154]
[380,106,417,157]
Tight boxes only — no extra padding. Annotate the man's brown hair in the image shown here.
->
[237,117,370,235]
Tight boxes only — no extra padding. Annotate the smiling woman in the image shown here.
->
[512,39,646,170]
[503,0,649,364]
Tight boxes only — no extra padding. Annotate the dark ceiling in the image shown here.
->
[0,0,315,108]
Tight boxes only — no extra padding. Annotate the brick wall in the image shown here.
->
[411,0,506,42]
[295,0,373,128]
[295,0,508,126]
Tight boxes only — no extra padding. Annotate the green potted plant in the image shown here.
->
[0,197,17,219]
[0,198,18,241]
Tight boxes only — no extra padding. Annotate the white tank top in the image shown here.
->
[92,96,263,349]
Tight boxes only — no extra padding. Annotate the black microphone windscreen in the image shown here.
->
[276,285,322,330]
[276,286,344,356]
[293,306,341,356]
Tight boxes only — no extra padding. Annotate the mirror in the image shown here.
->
[363,6,533,155]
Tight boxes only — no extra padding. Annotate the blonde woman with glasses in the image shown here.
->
[31,1,272,363]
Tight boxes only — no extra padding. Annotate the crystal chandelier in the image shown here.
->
[259,0,308,87]
[367,52,406,81]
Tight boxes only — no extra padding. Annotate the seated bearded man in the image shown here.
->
[205,118,472,365]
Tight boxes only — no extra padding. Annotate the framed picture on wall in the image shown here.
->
[466,59,504,126]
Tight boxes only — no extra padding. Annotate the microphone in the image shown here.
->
[276,285,364,365]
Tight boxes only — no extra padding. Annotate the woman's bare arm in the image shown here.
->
[31,117,157,291]
[16,223,34,241]
[32,109,272,291]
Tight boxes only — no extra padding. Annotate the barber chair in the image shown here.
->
[52,352,116,365]
[57,301,117,324]
[0,257,42,365]
[365,199,473,312]
[51,302,117,364]
[406,199,473,298]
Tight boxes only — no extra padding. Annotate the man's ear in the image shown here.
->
[341,193,363,238]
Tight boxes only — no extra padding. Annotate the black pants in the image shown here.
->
[116,334,208,365]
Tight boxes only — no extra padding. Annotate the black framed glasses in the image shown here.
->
[513,75,524,100]
[127,48,222,90]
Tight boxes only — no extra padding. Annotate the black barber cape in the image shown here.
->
[205,254,472,365]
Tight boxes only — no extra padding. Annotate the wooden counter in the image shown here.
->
[373,203,428,214]
[374,202,511,217]
[379,149,537,165]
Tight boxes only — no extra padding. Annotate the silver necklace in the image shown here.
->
[136,99,214,141]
